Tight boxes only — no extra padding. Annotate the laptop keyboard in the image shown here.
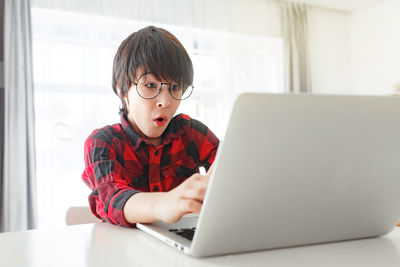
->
[169,227,196,241]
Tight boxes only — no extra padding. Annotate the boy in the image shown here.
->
[82,26,219,227]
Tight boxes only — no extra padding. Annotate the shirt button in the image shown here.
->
[153,185,159,192]
[155,150,159,156]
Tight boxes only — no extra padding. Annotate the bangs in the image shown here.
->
[128,27,193,87]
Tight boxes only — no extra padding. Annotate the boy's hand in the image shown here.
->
[156,164,214,224]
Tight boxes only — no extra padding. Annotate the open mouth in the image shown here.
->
[153,116,167,127]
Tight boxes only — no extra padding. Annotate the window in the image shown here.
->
[32,8,284,228]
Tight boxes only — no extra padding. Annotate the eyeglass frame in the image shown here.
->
[133,73,194,100]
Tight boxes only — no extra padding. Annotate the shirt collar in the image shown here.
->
[120,113,185,150]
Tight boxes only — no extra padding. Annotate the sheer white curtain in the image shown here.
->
[1,0,37,232]
[281,1,312,93]
[31,0,284,228]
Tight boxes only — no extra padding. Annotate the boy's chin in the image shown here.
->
[146,134,162,139]
[144,131,163,139]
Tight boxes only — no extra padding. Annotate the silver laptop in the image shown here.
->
[137,93,400,257]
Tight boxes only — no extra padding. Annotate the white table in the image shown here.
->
[2,223,400,267]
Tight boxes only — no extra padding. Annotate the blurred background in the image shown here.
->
[2,0,400,231]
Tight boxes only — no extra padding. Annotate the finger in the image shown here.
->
[179,199,202,214]
[186,172,209,184]
[177,173,209,202]
[181,182,207,201]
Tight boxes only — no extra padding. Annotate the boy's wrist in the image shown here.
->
[152,192,171,222]
[150,192,163,221]
[123,192,166,224]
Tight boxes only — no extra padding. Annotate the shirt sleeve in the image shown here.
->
[190,119,220,171]
[81,128,138,227]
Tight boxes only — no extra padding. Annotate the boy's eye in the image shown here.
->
[145,82,158,89]
[170,84,181,91]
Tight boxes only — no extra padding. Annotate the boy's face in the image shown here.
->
[124,68,181,145]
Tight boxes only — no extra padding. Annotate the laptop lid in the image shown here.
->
[190,93,400,257]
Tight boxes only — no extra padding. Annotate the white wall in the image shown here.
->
[307,7,352,94]
[350,0,400,95]
[229,2,357,95]
[306,1,400,96]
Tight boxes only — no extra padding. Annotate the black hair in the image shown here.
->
[112,26,194,114]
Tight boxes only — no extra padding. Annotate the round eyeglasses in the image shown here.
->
[133,73,193,100]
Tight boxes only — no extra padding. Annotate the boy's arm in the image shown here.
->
[82,130,140,227]
[124,170,211,224]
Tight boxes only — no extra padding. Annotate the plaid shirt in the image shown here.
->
[82,113,219,227]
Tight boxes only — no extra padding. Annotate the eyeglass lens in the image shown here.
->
[136,73,193,100]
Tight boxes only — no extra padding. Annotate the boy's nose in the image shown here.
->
[156,84,171,108]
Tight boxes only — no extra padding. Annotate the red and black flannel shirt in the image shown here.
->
[82,113,219,227]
